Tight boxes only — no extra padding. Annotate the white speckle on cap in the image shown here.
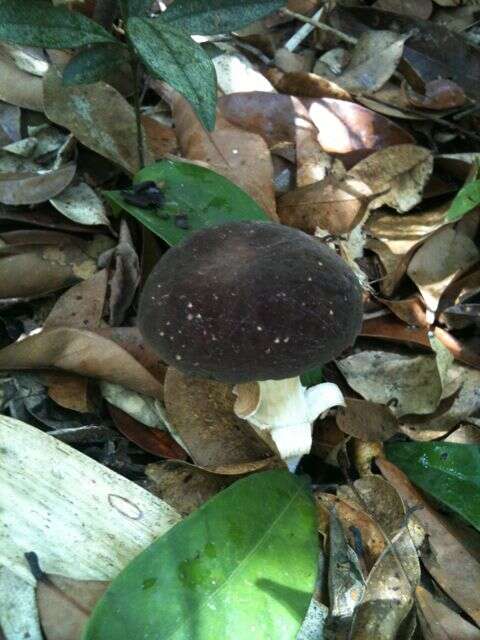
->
[257,326,263,331]
[196,313,202,319]
[284,337,290,343]
[166,321,171,326]
[265,348,271,354]
[187,302,193,308]
[187,313,194,320]
[318,261,323,266]
[307,277,313,282]
[274,338,280,344]
[175,354,182,361]
[212,335,217,341]
[329,309,334,315]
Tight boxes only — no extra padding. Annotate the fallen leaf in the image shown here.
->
[44,372,92,413]
[0,327,165,399]
[50,181,109,226]
[213,45,275,94]
[158,85,277,220]
[336,30,408,95]
[377,457,480,626]
[108,404,188,460]
[141,115,178,159]
[0,49,43,111]
[349,144,433,212]
[336,398,398,441]
[219,92,414,168]
[403,78,466,110]
[373,0,433,20]
[44,269,108,330]
[1,415,180,583]
[164,367,273,467]
[0,162,76,205]
[266,70,351,100]
[365,204,448,295]
[43,66,153,175]
[37,574,109,640]
[415,586,480,640]
[407,226,479,315]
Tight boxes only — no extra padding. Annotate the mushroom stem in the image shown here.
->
[233,377,345,468]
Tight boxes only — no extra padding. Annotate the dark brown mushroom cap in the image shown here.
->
[138,221,363,384]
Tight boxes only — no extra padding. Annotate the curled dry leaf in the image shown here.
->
[336,398,398,441]
[0,328,165,399]
[219,92,413,168]
[43,372,92,414]
[37,574,109,640]
[377,457,480,626]
[407,226,480,316]
[164,367,272,467]
[277,174,373,234]
[105,219,140,326]
[403,78,466,110]
[156,84,277,220]
[366,204,448,295]
[349,144,433,213]
[0,49,43,111]
[0,162,76,206]
[266,69,351,100]
[43,66,153,175]
[336,30,409,95]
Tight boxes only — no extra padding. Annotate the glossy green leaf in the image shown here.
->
[300,367,323,389]
[120,0,153,17]
[83,470,318,640]
[63,44,128,86]
[127,17,217,130]
[159,0,285,35]
[445,180,480,222]
[385,442,480,531]
[0,0,115,48]
[105,159,269,245]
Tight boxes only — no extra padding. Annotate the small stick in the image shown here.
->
[284,7,325,52]
[281,8,357,46]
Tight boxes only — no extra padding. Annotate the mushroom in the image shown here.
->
[138,221,363,469]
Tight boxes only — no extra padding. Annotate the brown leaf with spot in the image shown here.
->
[377,457,480,626]
[0,328,164,399]
[108,404,187,460]
[164,367,272,468]
[37,574,109,640]
[337,398,398,441]
[219,92,413,168]
[403,79,466,110]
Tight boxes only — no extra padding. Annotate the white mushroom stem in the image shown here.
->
[233,376,345,470]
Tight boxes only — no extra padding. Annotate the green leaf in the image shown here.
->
[104,159,269,245]
[160,0,285,35]
[0,0,115,48]
[83,470,318,640]
[62,44,128,86]
[300,367,323,388]
[385,442,480,531]
[127,17,217,130]
[446,180,480,222]
[119,0,153,17]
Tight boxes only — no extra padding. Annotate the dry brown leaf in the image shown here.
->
[0,50,43,111]
[219,92,414,168]
[377,457,480,626]
[0,327,164,399]
[403,79,466,110]
[349,144,433,212]
[407,226,480,316]
[336,31,408,95]
[43,66,153,175]
[366,204,448,295]
[336,398,398,441]
[265,70,351,100]
[377,296,428,327]
[37,574,109,640]
[373,0,433,20]
[44,269,108,330]
[141,115,177,159]
[164,367,272,468]
[43,372,92,413]
[277,174,372,234]
[415,586,480,640]
[157,85,277,220]
[0,162,76,206]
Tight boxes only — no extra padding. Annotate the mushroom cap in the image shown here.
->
[138,221,363,384]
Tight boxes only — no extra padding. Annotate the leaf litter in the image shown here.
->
[1,1,480,638]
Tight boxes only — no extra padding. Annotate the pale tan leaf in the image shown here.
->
[336,398,398,441]
[415,586,480,640]
[0,50,43,111]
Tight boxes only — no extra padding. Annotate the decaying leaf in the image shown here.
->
[415,585,480,640]
[0,162,76,205]
[266,70,351,101]
[373,0,433,20]
[50,181,109,226]
[0,49,43,111]
[336,398,398,441]
[37,574,109,640]
[403,78,466,110]
[349,144,433,213]
[1,415,180,583]
[43,66,152,174]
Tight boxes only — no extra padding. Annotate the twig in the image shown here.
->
[281,8,357,45]
[284,7,325,52]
